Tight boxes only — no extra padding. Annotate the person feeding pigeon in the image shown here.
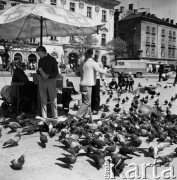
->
[75,48,107,120]
[91,49,106,115]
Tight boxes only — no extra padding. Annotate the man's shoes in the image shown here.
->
[92,110,98,115]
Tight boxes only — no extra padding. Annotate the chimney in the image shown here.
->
[166,18,169,23]
[162,18,165,21]
[134,9,137,14]
[120,6,125,13]
[170,19,174,24]
[129,4,134,10]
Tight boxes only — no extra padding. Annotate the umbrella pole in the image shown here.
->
[40,16,43,46]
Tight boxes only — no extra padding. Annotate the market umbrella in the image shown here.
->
[0,3,104,45]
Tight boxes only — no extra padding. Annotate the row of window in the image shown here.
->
[145,47,175,58]
[146,26,156,34]
[146,26,176,37]
[51,1,107,21]
[30,33,107,46]
[146,34,155,44]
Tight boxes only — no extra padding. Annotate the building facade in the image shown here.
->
[0,0,120,67]
[114,4,177,65]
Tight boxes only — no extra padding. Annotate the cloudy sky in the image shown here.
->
[118,0,177,23]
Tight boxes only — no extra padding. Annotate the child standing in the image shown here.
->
[128,72,134,92]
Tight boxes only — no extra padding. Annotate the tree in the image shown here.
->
[70,35,98,57]
[107,37,127,60]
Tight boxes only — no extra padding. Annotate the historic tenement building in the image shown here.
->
[0,0,120,66]
[114,4,177,65]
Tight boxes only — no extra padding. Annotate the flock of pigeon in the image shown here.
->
[0,81,177,177]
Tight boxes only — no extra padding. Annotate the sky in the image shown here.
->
[117,0,177,23]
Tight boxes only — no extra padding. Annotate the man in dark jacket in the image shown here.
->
[12,62,37,112]
[158,62,164,82]
[36,46,59,119]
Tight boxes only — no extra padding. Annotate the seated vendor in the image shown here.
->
[12,62,37,112]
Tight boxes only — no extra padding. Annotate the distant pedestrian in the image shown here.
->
[158,62,164,82]
[117,72,124,90]
[124,74,129,91]
[173,65,177,86]
[128,72,134,92]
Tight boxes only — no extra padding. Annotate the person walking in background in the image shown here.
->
[117,72,124,91]
[173,65,177,86]
[128,72,134,92]
[158,62,164,82]
[36,46,59,119]
[91,50,106,115]
[75,48,107,120]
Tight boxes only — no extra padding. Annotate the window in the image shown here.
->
[101,34,106,46]
[173,31,176,37]
[130,47,134,55]
[172,50,175,58]
[151,48,155,57]
[30,38,36,44]
[161,48,165,57]
[152,27,155,33]
[173,38,176,46]
[152,35,155,44]
[87,6,92,18]
[168,49,171,58]
[14,53,22,61]
[161,37,165,45]
[50,0,56,5]
[146,48,150,56]
[0,4,4,10]
[130,34,134,43]
[50,36,57,40]
[169,30,172,37]
[70,2,75,12]
[168,37,172,46]
[146,35,150,43]
[146,26,150,33]
[162,29,165,36]
[102,10,107,22]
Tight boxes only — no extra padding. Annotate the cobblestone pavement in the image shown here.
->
[0,72,177,180]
